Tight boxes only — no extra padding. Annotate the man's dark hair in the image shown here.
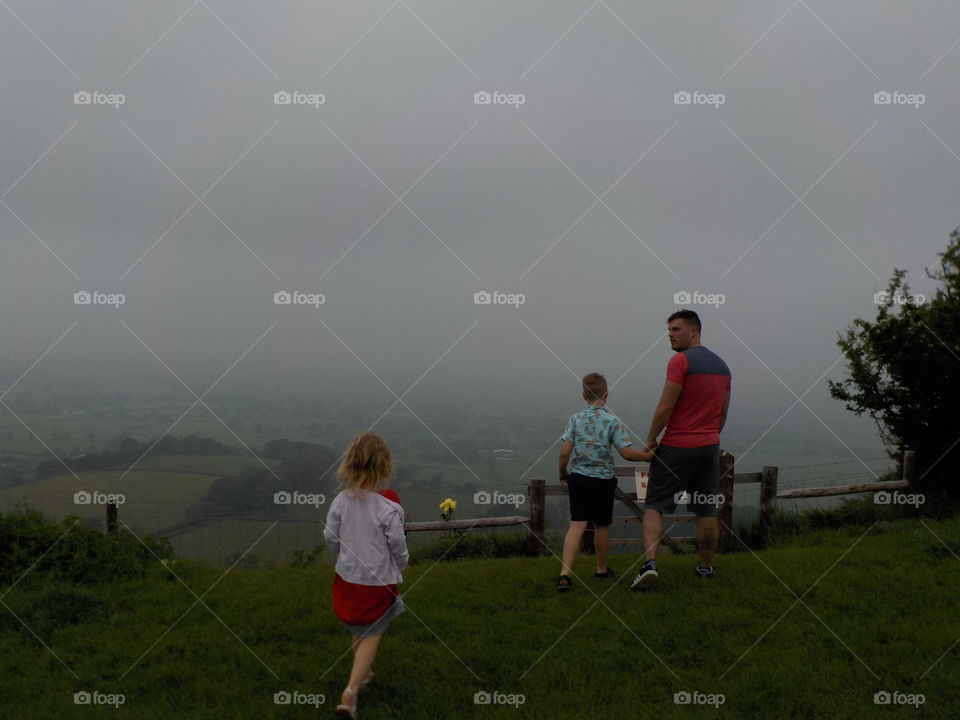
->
[667,309,701,333]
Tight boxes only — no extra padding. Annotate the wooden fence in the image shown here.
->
[102,450,913,557]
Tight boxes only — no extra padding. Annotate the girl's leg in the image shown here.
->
[561,521,587,576]
[343,634,382,700]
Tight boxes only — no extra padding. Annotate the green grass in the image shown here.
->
[1,512,958,719]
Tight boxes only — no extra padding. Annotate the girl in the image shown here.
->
[324,432,408,719]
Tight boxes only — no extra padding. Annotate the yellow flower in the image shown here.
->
[439,498,457,514]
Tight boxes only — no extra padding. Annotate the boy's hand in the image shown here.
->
[559,472,571,486]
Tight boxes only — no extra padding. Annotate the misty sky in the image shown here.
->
[2,1,959,469]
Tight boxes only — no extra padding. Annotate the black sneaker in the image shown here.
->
[630,561,658,591]
[595,568,615,579]
[695,564,715,579]
[556,575,573,592]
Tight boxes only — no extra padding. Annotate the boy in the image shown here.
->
[556,372,651,592]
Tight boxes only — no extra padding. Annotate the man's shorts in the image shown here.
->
[643,443,721,517]
[566,473,617,527]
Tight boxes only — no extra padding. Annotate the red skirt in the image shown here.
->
[332,574,399,626]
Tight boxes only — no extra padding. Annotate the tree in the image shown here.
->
[829,228,960,495]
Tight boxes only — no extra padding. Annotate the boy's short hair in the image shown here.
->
[581,372,608,403]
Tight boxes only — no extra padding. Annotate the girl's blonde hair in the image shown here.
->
[337,431,394,493]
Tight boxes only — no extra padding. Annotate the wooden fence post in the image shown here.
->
[718,451,735,552]
[760,465,778,540]
[527,478,545,555]
[902,449,915,486]
[106,502,117,534]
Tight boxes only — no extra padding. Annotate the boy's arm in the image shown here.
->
[558,440,574,484]
[618,444,652,462]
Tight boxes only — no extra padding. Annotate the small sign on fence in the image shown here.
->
[634,464,651,501]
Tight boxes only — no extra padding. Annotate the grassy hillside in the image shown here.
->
[0,512,957,719]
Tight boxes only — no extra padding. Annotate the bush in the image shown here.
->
[409,530,553,564]
[0,509,174,585]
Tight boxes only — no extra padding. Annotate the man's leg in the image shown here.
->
[642,508,663,561]
[594,525,610,573]
[561,521,587,576]
[696,515,718,568]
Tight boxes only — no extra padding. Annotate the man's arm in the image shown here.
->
[618,444,652,462]
[719,390,730,433]
[558,440,573,484]
[645,380,683,448]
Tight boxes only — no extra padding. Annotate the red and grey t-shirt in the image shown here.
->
[661,346,731,448]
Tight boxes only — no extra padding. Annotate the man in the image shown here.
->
[631,310,731,590]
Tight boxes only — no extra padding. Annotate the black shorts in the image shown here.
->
[566,473,617,527]
[644,443,721,517]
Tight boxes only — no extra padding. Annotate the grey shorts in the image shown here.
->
[643,443,721,517]
[342,595,405,638]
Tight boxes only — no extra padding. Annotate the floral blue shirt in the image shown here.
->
[561,405,632,479]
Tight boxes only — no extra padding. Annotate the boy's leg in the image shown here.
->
[561,521,587,576]
[642,508,663,561]
[594,525,610,572]
[345,634,382,697]
[696,516,718,568]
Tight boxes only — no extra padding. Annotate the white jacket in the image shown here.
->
[324,489,409,585]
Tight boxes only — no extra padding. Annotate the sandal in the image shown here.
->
[361,670,374,688]
[335,688,357,719]
[556,575,572,592]
[595,568,615,579]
